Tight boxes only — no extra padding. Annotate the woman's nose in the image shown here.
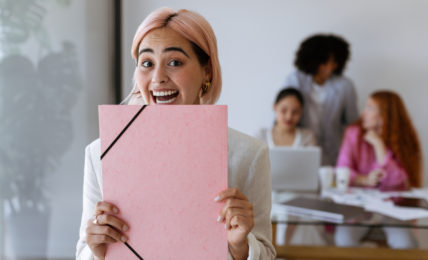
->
[151,66,168,84]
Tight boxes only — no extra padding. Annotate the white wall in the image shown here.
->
[122,0,428,185]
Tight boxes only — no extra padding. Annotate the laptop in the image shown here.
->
[269,146,321,192]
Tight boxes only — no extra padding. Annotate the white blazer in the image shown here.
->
[76,128,276,260]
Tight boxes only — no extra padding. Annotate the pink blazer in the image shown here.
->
[336,125,408,191]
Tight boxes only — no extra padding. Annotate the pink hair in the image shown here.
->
[129,7,222,104]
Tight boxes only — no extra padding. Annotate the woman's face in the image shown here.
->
[316,56,338,82]
[274,96,302,130]
[135,27,211,105]
[362,97,382,131]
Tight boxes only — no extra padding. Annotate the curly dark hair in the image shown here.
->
[294,34,350,76]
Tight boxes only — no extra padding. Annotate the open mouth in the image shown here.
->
[151,90,179,104]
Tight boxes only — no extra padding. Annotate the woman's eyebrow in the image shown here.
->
[163,47,189,58]
[138,48,153,57]
[138,46,189,58]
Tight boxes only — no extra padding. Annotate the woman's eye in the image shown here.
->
[141,60,152,68]
[168,60,183,66]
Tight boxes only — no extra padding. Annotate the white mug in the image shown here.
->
[319,166,334,190]
[336,167,351,192]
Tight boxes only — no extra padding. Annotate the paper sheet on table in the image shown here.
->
[321,188,388,207]
[321,188,428,220]
[364,200,428,221]
[322,188,428,207]
[99,105,228,260]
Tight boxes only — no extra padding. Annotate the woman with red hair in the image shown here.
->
[335,90,422,248]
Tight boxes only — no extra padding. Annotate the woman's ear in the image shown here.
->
[199,63,213,103]
[203,62,212,82]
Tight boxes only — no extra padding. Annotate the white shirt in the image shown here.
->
[255,127,316,148]
[308,82,327,141]
[311,82,328,104]
[76,128,276,260]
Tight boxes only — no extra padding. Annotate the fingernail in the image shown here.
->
[113,207,119,214]
[214,196,220,202]
[217,216,222,222]
[121,236,127,242]
[122,225,128,232]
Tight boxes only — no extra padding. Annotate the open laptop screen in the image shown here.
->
[269,147,321,192]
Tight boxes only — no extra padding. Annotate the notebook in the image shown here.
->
[279,197,365,223]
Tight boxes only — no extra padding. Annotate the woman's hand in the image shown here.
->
[364,130,387,164]
[356,169,384,187]
[215,188,254,260]
[364,130,382,147]
[86,201,129,259]
[367,169,385,186]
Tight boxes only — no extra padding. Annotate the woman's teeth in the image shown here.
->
[152,90,179,104]
[153,90,178,96]
[156,96,177,104]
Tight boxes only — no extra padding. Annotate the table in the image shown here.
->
[271,190,428,259]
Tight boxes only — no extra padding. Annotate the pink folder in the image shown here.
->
[99,105,228,260]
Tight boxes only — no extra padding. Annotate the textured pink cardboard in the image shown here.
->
[99,105,228,260]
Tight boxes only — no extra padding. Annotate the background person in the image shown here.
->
[335,90,422,248]
[284,34,358,166]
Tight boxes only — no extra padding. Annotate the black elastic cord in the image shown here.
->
[125,242,144,260]
[100,105,147,160]
[102,106,146,259]
[106,224,144,259]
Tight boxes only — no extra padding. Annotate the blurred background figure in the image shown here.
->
[256,88,322,248]
[256,87,315,148]
[284,34,358,166]
[335,90,422,248]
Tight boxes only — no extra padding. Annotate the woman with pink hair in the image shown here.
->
[76,7,275,260]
